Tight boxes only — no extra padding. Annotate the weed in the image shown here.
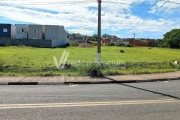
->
[70,42,79,47]
[0,46,180,76]
[0,62,3,72]
[106,43,115,46]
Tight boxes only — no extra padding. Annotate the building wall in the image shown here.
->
[15,24,28,39]
[0,38,52,48]
[0,24,11,38]
[28,25,45,39]
[123,39,147,46]
[118,41,129,45]
[0,24,69,47]
[45,25,59,41]
[101,39,110,45]
[11,25,16,39]
[45,25,68,47]
[69,35,88,44]
[57,26,69,46]
[129,40,148,46]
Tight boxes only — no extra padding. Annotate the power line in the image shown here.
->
[159,0,180,5]
[0,0,97,5]
[0,0,180,5]
[103,1,131,5]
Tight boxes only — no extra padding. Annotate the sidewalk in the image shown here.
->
[0,71,180,85]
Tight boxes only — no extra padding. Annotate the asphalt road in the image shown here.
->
[0,80,180,120]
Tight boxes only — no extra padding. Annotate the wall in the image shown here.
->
[117,41,129,45]
[129,40,148,46]
[0,38,52,48]
[52,26,69,47]
[122,39,148,46]
[11,25,16,39]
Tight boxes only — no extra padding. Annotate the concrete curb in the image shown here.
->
[0,77,179,85]
[38,82,64,85]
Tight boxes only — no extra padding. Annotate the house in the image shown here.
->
[45,25,69,47]
[117,39,129,45]
[101,38,110,45]
[15,24,28,39]
[69,34,88,44]
[28,24,45,39]
[110,37,129,45]
[111,35,119,41]
[0,23,15,38]
[122,38,148,46]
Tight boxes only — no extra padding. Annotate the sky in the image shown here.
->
[0,0,180,39]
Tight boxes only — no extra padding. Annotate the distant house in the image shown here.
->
[110,37,129,45]
[111,35,119,41]
[116,39,129,45]
[0,23,15,38]
[122,38,148,46]
[45,25,69,47]
[101,38,110,45]
[15,24,28,39]
[69,34,88,44]
[28,25,45,39]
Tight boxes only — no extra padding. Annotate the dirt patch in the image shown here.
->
[78,43,93,48]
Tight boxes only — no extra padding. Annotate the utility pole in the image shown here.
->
[97,0,102,65]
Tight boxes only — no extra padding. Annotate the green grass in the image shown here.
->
[0,46,180,76]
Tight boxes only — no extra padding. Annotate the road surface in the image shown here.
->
[0,80,180,120]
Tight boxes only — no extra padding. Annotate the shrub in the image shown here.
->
[120,50,125,53]
[5,40,11,46]
[106,42,115,46]
[70,42,79,47]
[116,43,125,47]
[0,62,3,72]
[78,43,93,48]
[103,70,119,75]
[125,44,134,47]
[88,38,97,41]
[78,65,104,77]
[86,65,104,77]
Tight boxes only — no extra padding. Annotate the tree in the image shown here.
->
[91,34,98,41]
[147,40,156,47]
[72,33,81,37]
[102,34,111,38]
[163,29,180,48]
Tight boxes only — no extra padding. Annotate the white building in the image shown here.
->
[15,24,28,39]
[45,25,69,47]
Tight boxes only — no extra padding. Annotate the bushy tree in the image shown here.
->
[163,29,180,48]
[106,42,115,46]
[147,40,156,47]
[102,34,111,38]
[116,43,125,47]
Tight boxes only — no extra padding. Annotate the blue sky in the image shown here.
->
[0,0,180,39]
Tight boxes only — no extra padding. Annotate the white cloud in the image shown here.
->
[68,28,94,35]
[0,0,179,37]
[149,0,180,14]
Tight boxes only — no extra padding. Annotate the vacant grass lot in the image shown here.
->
[0,46,180,76]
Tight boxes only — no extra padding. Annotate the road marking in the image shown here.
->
[0,99,180,109]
